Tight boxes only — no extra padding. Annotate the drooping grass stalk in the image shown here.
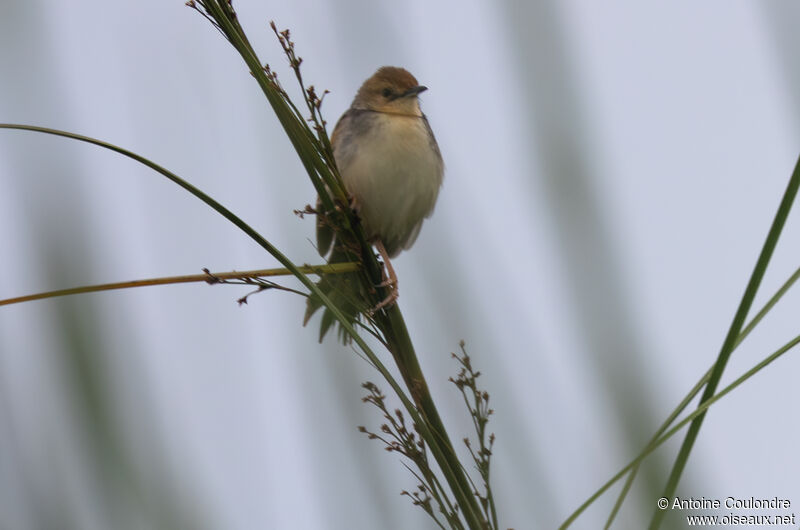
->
[649,154,800,529]
[0,125,362,345]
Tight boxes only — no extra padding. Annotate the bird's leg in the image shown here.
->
[375,241,397,288]
[370,240,399,313]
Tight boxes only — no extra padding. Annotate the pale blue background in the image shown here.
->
[1,1,799,528]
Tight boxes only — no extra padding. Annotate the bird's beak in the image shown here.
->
[402,85,428,98]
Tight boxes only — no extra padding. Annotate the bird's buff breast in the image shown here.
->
[334,111,443,257]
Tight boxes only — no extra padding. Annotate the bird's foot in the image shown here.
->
[369,287,399,315]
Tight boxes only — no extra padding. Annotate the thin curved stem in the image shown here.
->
[0,263,359,306]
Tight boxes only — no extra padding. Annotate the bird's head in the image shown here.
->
[352,66,427,116]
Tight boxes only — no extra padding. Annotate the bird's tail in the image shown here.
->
[303,205,370,343]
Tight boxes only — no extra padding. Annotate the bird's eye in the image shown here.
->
[382,87,393,98]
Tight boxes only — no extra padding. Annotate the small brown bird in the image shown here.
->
[305,66,444,340]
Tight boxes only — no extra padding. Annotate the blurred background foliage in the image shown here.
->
[1,1,799,529]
